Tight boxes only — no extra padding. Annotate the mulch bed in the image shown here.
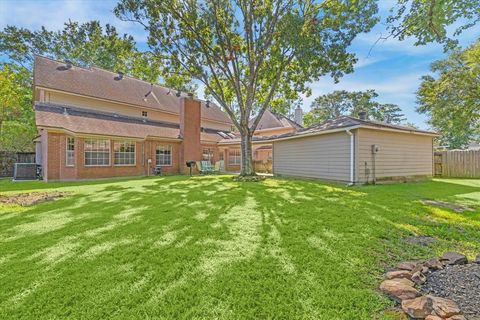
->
[421,264,480,320]
[0,191,71,206]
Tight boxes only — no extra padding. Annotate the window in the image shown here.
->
[219,150,224,161]
[202,148,213,162]
[84,139,110,166]
[114,141,135,165]
[66,137,75,166]
[142,111,148,117]
[156,145,172,166]
[228,149,241,165]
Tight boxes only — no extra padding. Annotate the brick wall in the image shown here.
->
[43,132,182,181]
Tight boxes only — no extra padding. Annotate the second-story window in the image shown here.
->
[142,111,148,117]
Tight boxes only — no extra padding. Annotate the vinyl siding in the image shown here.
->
[273,131,351,182]
[357,128,433,183]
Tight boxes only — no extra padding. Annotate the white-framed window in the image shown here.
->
[156,145,172,166]
[114,141,136,165]
[228,149,241,165]
[202,148,213,162]
[66,137,75,166]
[84,139,110,166]
[142,111,148,117]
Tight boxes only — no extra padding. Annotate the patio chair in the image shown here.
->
[201,161,214,174]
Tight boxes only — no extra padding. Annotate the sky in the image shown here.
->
[1,0,478,129]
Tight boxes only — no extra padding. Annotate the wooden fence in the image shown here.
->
[434,150,480,178]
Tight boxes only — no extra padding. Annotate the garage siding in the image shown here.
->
[357,128,433,183]
[273,131,350,182]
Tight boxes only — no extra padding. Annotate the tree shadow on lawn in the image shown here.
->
[0,176,479,319]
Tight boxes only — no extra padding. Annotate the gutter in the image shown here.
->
[345,129,355,186]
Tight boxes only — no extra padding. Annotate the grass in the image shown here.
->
[0,176,479,319]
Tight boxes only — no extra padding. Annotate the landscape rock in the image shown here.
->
[401,296,434,318]
[411,271,427,285]
[412,264,429,274]
[386,270,412,280]
[380,279,420,302]
[430,296,461,318]
[440,252,468,266]
[475,254,480,264]
[425,315,443,320]
[446,315,466,320]
[397,261,420,271]
[424,257,444,270]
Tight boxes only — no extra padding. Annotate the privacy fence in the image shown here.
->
[0,152,36,177]
[434,150,480,178]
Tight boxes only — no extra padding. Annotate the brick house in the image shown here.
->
[33,56,301,181]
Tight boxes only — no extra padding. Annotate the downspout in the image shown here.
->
[346,129,354,186]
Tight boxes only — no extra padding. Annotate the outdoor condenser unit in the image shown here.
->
[13,163,38,180]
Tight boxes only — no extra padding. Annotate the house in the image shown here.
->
[33,56,300,181]
[271,113,438,184]
[33,56,436,184]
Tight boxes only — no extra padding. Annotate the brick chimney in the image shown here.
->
[294,106,303,126]
[179,97,202,173]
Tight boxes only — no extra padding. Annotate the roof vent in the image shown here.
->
[114,71,124,81]
[358,111,367,120]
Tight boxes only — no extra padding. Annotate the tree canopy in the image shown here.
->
[417,40,480,149]
[115,0,379,175]
[303,89,405,127]
[0,64,35,151]
[387,0,480,50]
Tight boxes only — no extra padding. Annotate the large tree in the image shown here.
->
[387,0,480,50]
[417,40,480,149]
[303,89,405,126]
[115,0,379,176]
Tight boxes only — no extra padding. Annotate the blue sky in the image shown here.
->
[1,0,478,129]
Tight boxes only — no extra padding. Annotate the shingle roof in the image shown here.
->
[35,103,235,141]
[251,109,302,130]
[34,56,232,124]
[268,116,438,140]
[220,116,437,144]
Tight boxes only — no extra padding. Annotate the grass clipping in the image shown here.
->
[233,175,266,182]
[0,192,71,206]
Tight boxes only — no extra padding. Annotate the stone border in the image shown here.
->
[380,252,480,320]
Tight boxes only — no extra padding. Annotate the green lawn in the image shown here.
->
[0,176,479,319]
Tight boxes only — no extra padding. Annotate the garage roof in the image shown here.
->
[267,116,439,141]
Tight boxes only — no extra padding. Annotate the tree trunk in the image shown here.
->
[239,130,255,176]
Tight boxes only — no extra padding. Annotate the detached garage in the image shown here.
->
[272,116,438,184]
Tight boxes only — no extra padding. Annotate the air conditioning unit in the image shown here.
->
[13,163,38,180]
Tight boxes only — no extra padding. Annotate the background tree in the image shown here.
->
[115,0,379,176]
[303,89,405,126]
[0,64,35,151]
[417,40,480,149]
[387,0,480,50]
